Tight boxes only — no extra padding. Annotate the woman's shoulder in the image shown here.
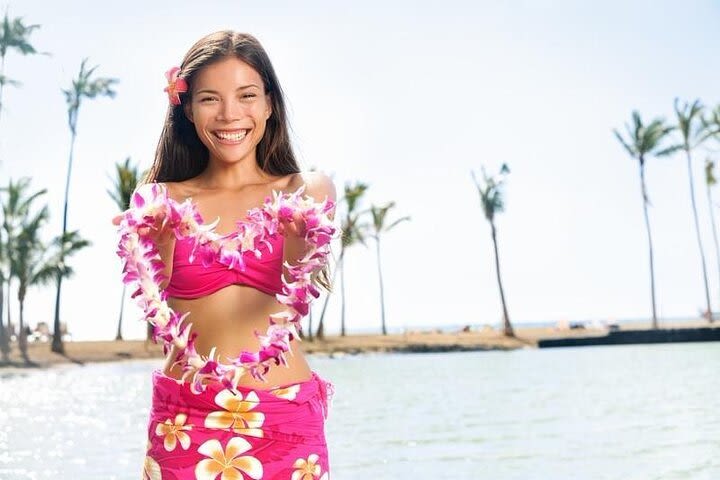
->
[155,179,200,203]
[130,180,197,206]
[287,170,337,202]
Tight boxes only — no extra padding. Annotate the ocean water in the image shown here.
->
[0,343,718,479]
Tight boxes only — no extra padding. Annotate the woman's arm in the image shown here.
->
[155,182,177,290]
[281,171,337,280]
[112,181,177,289]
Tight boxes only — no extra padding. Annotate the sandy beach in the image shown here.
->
[2,320,713,369]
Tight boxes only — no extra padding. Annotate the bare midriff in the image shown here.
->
[163,287,313,390]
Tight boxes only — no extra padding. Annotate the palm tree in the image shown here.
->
[106,157,143,341]
[368,202,410,335]
[703,105,720,141]
[613,111,677,329]
[471,164,514,337]
[672,99,715,323]
[50,229,91,330]
[11,202,58,363]
[1,178,47,358]
[13,227,90,362]
[52,58,117,353]
[0,10,47,133]
[5,180,76,364]
[0,205,7,362]
[316,181,370,339]
[703,158,720,312]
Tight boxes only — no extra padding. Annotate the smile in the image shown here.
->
[213,129,248,143]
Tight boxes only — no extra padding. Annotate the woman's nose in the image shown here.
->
[217,98,243,121]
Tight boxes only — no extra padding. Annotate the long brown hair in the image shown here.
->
[143,31,333,293]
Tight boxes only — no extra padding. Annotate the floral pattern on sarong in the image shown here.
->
[155,413,193,451]
[195,437,263,480]
[145,369,331,478]
[205,390,265,438]
[292,453,329,480]
[143,454,162,480]
[270,384,301,400]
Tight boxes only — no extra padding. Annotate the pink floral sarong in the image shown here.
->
[143,369,334,480]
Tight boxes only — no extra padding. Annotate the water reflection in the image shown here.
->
[0,344,718,479]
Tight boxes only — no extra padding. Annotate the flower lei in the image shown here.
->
[115,182,338,394]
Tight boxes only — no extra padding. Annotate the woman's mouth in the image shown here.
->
[213,129,248,144]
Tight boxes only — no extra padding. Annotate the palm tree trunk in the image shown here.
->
[6,277,12,340]
[316,295,327,340]
[307,309,313,341]
[705,180,720,316]
[639,160,659,329]
[686,149,713,322]
[490,221,514,337]
[317,250,343,340]
[0,278,9,362]
[52,129,77,353]
[51,275,64,352]
[18,291,29,363]
[115,283,126,341]
[340,253,346,337]
[0,53,6,130]
[376,238,387,335]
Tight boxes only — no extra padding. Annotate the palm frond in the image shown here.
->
[614,110,676,161]
[30,262,58,286]
[613,129,636,157]
[0,13,42,58]
[471,165,508,221]
[655,145,683,157]
[0,74,20,88]
[674,97,711,150]
[705,158,717,186]
[64,58,118,132]
[369,201,410,236]
[385,215,411,231]
[107,156,141,211]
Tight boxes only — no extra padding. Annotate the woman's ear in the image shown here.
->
[265,93,272,119]
[184,101,194,123]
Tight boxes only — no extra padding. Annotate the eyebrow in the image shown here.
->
[195,84,261,95]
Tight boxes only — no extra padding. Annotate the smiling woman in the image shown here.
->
[185,58,273,163]
[126,31,337,480]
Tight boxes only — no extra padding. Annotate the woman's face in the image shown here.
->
[184,56,272,166]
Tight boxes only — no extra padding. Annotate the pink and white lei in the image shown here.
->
[115,182,338,394]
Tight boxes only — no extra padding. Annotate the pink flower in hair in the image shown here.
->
[163,66,188,105]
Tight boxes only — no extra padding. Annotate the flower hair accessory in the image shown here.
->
[163,66,188,105]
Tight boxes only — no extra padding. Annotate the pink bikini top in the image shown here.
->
[164,234,285,299]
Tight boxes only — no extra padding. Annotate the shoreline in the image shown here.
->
[1,321,715,370]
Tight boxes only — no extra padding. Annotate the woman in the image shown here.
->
[120,31,336,479]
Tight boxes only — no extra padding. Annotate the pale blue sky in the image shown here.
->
[1,0,718,340]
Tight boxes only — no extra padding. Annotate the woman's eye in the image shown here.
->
[200,97,217,102]
[242,94,256,99]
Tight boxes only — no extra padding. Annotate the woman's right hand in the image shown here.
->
[112,213,175,246]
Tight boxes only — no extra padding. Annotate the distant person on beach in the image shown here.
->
[113,31,336,479]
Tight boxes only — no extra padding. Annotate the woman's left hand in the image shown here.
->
[278,210,306,238]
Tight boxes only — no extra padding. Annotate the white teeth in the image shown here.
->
[215,130,247,141]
